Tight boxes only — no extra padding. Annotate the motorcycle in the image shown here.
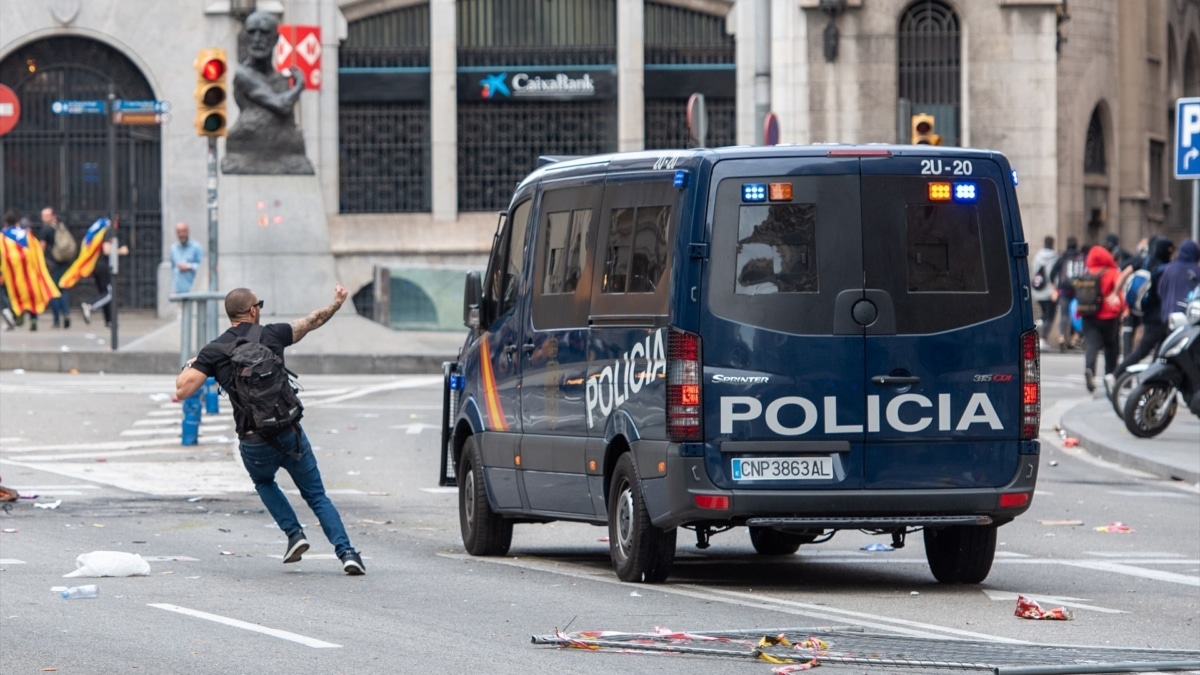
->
[1121,295,1200,438]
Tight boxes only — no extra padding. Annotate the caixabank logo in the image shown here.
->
[478,72,596,99]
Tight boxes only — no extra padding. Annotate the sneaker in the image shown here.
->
[1,308,14,330]
[1084,368,1095,393]
[283,531,309,563]
[80,303,92,325]
[1104,373,1116,395]
[340,550,365,575]
[1058,337,1067,353]
[63,317,70,329]
[1040,339,1052,352]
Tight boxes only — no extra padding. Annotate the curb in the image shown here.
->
[1060,407,1200,485]
[0,351,452,376]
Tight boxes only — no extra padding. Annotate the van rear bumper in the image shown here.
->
[643,443,1039,530]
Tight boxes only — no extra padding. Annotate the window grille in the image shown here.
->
[1084,107,1106,175]
[898,0,960,146]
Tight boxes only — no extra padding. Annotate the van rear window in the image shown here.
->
[905,204,987,293]
[736,204,819,294]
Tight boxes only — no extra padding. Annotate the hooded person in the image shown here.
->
[1080,244,1124,393]
[1111,236,1177,381]
[1156,239,1200,323]
[1029,235,1059,350]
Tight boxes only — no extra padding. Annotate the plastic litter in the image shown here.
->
[1063,437,1080,447]
[1014,594,1073,620]
[60,584,100,600]
[63,551,151,578]
[861,542,893,552]
[1036,519,1083,526]
[34,500,62,510]
[2,528,18,533]
[1095,521,1134,533]
[19,493,38,499]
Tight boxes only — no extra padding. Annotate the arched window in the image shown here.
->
[898,0,960,146]
[1084,107,1105,175]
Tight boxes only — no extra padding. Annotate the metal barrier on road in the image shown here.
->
[171,292,227,445]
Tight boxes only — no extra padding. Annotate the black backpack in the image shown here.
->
[1072,270,1103,317]
[216,325,303,438]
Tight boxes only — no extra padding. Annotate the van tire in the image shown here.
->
[459,436,513,556]
[923,524,996,584]
[748,527,803,555]
[608,453,676,583]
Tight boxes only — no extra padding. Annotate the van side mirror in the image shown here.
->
[463,270,483,329]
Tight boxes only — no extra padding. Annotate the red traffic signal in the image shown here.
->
[194,48,228,137]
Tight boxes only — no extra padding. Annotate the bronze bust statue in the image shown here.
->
[221,11,315,175]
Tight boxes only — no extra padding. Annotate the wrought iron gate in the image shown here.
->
[0,36,162,309]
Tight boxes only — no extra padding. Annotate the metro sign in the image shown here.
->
[274,25,321,91]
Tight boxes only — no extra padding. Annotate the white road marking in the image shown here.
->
[0,559,26,565]
[1106,490,1194,498]
[0,437,25,443]
[421,487,457,494]
[141,556,200,562]
[120,424,228,437]
[147,410,183,417]
[439,552,1026,643]
[1061,560,1200,586]
[134,416,233,427]
[17,448,204,461]
[1,437,231,453]
[980,589,1126,614]
[147,604,341,648]
[304,377,441,409]
[1086,551,1185,558]
[5,484,100,490]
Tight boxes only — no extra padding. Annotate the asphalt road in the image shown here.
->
[0,370,1197,674]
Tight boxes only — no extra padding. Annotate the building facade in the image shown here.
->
[1,0,1197,319]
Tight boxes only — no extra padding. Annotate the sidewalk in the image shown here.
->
[0,309,464,375]
[2,312,1195,484]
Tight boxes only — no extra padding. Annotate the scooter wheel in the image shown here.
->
[1122,379,1177,438]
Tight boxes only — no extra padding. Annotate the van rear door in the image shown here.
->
[858,154,1022,489]
[702,156,868,489]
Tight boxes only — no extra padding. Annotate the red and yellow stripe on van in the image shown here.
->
[478,338,509,431]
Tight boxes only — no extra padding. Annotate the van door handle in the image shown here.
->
[871,375,921,386]
[522,343,535,354]
[504,344,518,355]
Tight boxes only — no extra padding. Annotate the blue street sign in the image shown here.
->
[1175,97,1200,179]
[114,99,171,113]
[51,100,105,115]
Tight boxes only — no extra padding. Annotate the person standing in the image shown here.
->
[169,221,204,294]
[1156,238,1200,320]
[1050,235,1085,352]
[1029,235,1059,351]
[1108,237,1175,386]
[175,284,365,575]
[39,207,75,328]
[1080,244,1124,393]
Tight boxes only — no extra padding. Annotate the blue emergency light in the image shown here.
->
[674,170,688,188]
[952,182,977,203]
[742,183,767,202]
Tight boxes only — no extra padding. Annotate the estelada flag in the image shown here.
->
[57,218,109,290]
[1,225,61,316]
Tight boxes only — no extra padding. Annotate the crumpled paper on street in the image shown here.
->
[1015,594,1073,620]
[63,551,151,578]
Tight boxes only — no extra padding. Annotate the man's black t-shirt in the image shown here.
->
[192,322,294,438]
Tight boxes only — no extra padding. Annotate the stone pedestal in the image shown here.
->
[217,174,338,316]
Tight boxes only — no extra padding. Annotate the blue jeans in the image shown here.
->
[239,426,353,557]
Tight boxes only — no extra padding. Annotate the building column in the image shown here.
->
[617,0,644,152]
[430,0,457,221]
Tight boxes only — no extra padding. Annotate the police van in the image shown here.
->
[439,144,1040,584]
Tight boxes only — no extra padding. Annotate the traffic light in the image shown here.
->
[194,48,227,137]
[911,113,941,145]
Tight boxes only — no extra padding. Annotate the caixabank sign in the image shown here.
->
[458,67,617,102]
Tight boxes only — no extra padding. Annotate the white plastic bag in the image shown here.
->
[63,551,151,578]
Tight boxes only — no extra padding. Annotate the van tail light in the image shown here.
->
[1020,330,1040,440]
[667,328,702,441]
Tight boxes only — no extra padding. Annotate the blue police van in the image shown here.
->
[439,144,1041,584]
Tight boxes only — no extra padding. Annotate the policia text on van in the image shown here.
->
[439,144,1040,584]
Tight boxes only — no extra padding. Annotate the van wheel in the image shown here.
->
[923,525,996,584]
[459,436,512,556]
[748,527,803,555]
[608,453,676,583]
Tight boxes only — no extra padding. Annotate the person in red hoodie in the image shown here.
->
[1081,244,1125,393]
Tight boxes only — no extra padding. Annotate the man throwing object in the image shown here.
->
[175,283,364,575]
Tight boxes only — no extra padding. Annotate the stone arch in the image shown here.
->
[897,0,962,146]
[1082,101,1112,245]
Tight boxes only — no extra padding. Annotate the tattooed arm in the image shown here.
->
[291,282,349,343]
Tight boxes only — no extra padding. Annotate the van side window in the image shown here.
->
[487,199,531,320]
[543,209,592,295]
[602,205,671,294]
[905,204,987,293]
[736,204,819,294]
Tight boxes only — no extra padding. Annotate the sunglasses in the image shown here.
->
[248,299,264,312]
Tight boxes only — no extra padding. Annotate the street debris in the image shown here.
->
[63,551,151,578]
[537,625,1200,672]
[186,497,203,503]
[60,585,100,600]
[1036,519,1084,526]
[34,500,62,510]
[2,529,18,534]
[860,542,893,552]
[1015,595,1073,620]
[1063,437,1080,447]
[18,493,38,499]
[1095,521,1135,533]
